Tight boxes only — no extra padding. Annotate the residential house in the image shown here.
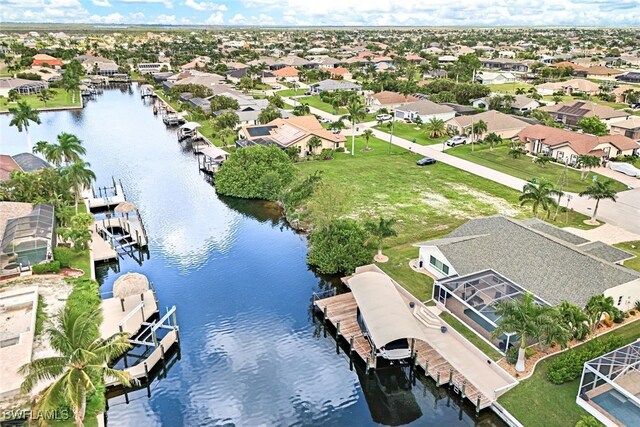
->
[272,66,300,82]
[237,115,345,156]
[616,72,640,84]
[327,67,352,81]
[509,95,540,113]
[610,118,640,141]
[417,216,640,350]
[137,62,171,74]
[480,58,529,73]
[541,100,630,128]
[445,110,530,140]
[518,124,640,164]
[211,91,289,126]
[77,55,119,76]
[476,71,517,85]
[612,85,640,104]
[31,54,63,68]
[310,79,361,93]
[0,78,47,97]
[585,66,623,80]
[394,100,456,123]
[365,91,419,113]
[535,79,600,96]
[309,56,342,69]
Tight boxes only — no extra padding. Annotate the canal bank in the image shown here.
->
[1,84,506,426]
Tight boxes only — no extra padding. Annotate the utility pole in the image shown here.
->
[388,118,395,154]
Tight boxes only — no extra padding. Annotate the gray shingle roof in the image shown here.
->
[579,241,636,264]
[521,218,589,245]
[420,216,640,306]
[11,153,51,172]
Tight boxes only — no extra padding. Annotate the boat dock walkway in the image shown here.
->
[313,266,517,411]
[100,289,158,339]
[83,179,126,210]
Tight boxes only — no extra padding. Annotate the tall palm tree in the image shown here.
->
[519,180,561,218]
[485,132,501,152]
[34,133,86,167]
[307,135,322,155]
[585,294,616,334]
[471,119,487,141]
[19,306,132,426]
[579,179,618,222]
[37,89,54,106]
[63,160,96,213]
[425,117,447,139]
[493,292,546,372]
[365,217,397,259]
[346,97,366,157]
[34,140,64,167]
[515,87,526,95]
[576,155,601,181]
[362,129,373,151]
[8,100,41,153]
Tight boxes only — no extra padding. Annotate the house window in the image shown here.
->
[557,151,564,161]
[429,255,450,275]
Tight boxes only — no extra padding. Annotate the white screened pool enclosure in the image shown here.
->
[577,340,640,427]
[433,269,550,352]
[1,205,55,271]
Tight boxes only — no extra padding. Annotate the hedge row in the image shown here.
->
[546,336,623,384]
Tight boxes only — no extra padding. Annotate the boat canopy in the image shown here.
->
[348,271,426,348]
[201,145,229,161]
[180,122,201,131]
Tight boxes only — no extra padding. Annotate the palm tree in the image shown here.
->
[34,133,86,167]
[585,294,616,334]
[493,293,545,372]
[61,71,80,104]
[576,155,601,181]
[346,97,366,157]
[515,87,526,95]
[307,135,322,155]
[365,217,397,259]
[519,180,561,218]
[579,179,618,223]
[38,89,54,106]
[557,301,590,340]
[19,305,132,426]
[217,128,237,148]
[8,100,41,153]
[470,119,487,152]
[534,155,551,168]
[34,140,63,167]
[509,141,525,159]
[484,132,501,152]
[424,117,447,139]
[63,160,96,213]
[362,129,373,151]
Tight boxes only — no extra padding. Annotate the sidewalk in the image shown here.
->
[370,128,640,236]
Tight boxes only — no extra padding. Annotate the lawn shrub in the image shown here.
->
[53,246,75,268]
[546,336,624,384]
[32,261,61,274]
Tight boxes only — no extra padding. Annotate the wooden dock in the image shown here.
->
[314,292,492,410]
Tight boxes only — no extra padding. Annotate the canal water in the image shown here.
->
[0,86,506,427]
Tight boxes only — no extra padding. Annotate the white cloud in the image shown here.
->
[229,13,246,24]
[184,0,227,11]
[91,0,112,6]
[204,11,224,25]
[120,0,173,9]
[153,13,178,24]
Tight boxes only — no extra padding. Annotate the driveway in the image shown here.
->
[370,129,640,236]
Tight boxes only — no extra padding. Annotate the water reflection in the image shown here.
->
[0,86,506,427]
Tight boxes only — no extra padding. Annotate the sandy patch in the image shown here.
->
[450,184,522,217]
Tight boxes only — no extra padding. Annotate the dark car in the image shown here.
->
[416,157,436,166]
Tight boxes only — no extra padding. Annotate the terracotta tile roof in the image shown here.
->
[517,124,639,155]
[272,66,299,77]
[550,61,587,70]
[328,67,350,76]
[0,155,21,181]
[586,65,622,76]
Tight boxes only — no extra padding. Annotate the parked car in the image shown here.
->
[608,161,640,177]
[404,118,413,124]
[318,117,330,123]
[376,113,392,121]
[332,128,341,134]
[304,91,311,96]
[416,157,436,166]
[271,85,281,90]
[446,136,467,147]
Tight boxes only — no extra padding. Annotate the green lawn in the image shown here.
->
[614,241,640,272]
[447,143,629,193]
[498,320,640,427]
[440,312,503,361]
[295,136,527,248]
[297,95,348,115]
[376,243,433,301]
[373,122,448,146]
[487,82,534,94]
[0,89,81,111]
[277,88,306,97]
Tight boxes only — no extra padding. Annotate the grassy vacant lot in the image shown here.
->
[0,89,81,111]
[447,143,629,193]
[297,95,348,115]
[487,82,534,94]
[614,241,640,272]
[498,320,640,427]
[295,136,528,247]
[277,88,306,97]
[440,312,503,360]
[373,121,448,146]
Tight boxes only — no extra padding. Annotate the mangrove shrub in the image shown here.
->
[307,219,371,274]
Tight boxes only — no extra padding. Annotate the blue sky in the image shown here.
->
[1,0,639,26]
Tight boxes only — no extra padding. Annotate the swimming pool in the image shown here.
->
[592,389,640,426]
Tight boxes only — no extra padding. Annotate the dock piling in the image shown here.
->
[461,381,466,398]
[436,370,440,386]
[449,368,454,386]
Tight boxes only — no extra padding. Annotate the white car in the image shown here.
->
[608,161,640,177]
[446,136,467,147]
[376,114,392,121]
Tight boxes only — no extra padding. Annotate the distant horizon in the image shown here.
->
[1,0,639,28]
